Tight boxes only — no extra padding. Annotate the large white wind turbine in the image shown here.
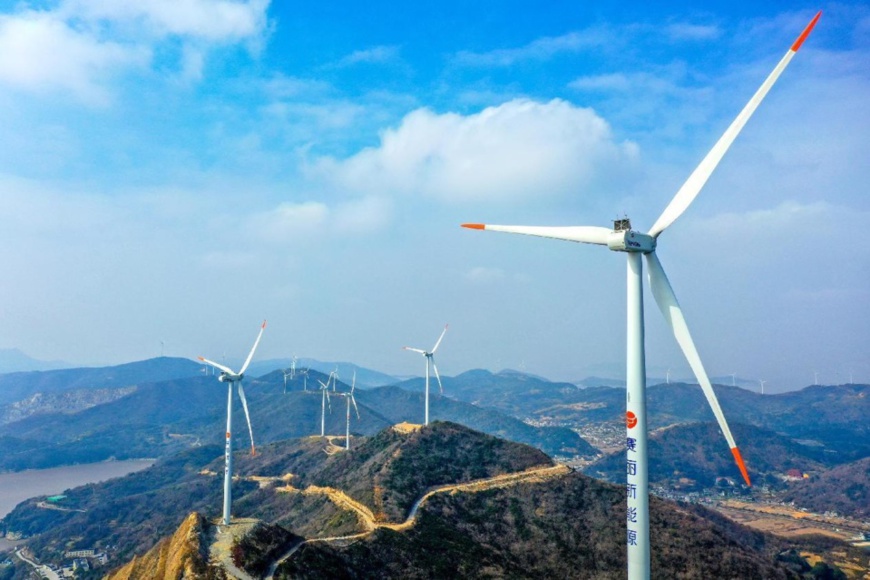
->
[462,13,820,580]
[338,372,361,450]
[198,320,267,526]
[403,324,448,425]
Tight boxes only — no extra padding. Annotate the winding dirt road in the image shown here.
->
[263,463,571,579]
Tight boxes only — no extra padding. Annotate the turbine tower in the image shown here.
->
[317,377,332,437]
[198,320,266,526]
[461,13,819,580]
[338,372,361,449]
[403,324,448,425]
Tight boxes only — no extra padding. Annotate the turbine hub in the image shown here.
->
[607,229,656,253]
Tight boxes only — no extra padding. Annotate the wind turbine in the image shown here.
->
[198,320,266,526]
[730,373,737,387]
[291,356,297,379]
[317,377,332,437]
[403,324,448,425]
[283,368,293,394]
[300,368,309,391]
[666,368,671,385]
[461,13,820,580]
[338,372,361,450]
[759,379,767,395]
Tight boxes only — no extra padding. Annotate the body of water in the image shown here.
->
[0,459,155,522]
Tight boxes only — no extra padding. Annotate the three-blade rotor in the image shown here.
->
[198,319,267,457]
[460,12,822,485]
[403,324,448,394]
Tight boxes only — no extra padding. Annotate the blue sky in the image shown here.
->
[0,1,867,391]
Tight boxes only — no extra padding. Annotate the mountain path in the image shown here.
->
[263,463,571,579]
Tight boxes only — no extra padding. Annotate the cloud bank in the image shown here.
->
[309,98,639,203]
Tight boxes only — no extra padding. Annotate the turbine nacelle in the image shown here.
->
[607,230,656,254]
[218,372,242,383]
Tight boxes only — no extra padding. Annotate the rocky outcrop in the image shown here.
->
[105,512,221,580]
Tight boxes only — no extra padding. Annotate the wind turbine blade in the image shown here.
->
[648,11,821,239]
[403,346,427,355]
[318,379,328,390]
[351,371,356,394]
[431,324,448,353]
[646,252,750,486]
[237,382,256,456]
[351,394,360,419]
[239,320,267,375]
[326,389,331,412]
[462,224,611,245]
[198,357,235,375]
[432,359,444,395]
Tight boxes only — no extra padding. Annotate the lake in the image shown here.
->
[0,459,155,522]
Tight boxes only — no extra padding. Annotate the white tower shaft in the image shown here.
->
[626,253,650,580]
[321,390,327,437]
[346,397,351,449]
[223,382,234,526]
[425,358,430,425]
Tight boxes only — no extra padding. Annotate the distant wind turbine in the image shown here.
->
[283,368,293,394]
[317,377,332,437]
[338,372,361,450]
[461,13,820,580]
[730,373,736,387]
[198,320,266,526]
[814,371,819,386]
[759,379,767,395]
[403,324,448,425]
[666,368,671,384]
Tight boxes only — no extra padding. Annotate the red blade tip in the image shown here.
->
[791,11,821,52]
[462,223,485,230]
[197,356,205,362]
[731,447,752,487]
[261,320,267,329]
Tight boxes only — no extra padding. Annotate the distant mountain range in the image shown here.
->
[0,356,202,406]
[245,357,399,387]
[0,348,70,374]
[0,363,593,472]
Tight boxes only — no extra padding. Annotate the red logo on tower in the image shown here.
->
[626,411,638,429]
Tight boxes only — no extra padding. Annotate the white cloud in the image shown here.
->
[248,196,392,243]
[454,29,611,67]
[0,10,148,103]
[0,0,270,102]
[663,23,720,42]
[335,45,401,67]
[308,98,639,203]
[60,0,270,42]
[464,266,505,283]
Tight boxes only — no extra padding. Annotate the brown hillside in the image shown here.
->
[105,512,220,580]
[782,457,870,519]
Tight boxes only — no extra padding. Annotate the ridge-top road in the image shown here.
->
[263,463,571,579]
